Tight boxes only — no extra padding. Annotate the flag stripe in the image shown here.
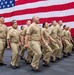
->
[0,0,74,36]
[15,0,44,5]
[4,8,74,23]
[15,0,74,6]
[70,28,74,37]
[0,0,74,14]
[5,15,74,26]
[1,2,74,18]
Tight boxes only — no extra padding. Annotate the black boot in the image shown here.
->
[0,63,7,66]
[43,60,50,67]
[67,52,72,56]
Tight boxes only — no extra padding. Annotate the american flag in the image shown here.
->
[0,0,74,36]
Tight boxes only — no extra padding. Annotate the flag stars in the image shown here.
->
[0,0,14,9]
[12,4,14,6]
[10,1,12,3]
[1,2,3,5]
[5,1,7,4]
[7,5,10,7]
[3,5,5,8]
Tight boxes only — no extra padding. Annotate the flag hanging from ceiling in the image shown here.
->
[0,0,74,36]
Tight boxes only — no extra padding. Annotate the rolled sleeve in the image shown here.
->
[7,31,12,40]
[26,25,33,35]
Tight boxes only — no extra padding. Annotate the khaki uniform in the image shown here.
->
[0,24,8,63]
[42,28,52,64]
[67,30,73,53]
[26,23,42,69]
[19,29,26,58]
[56,25,63,58]
[7,28,20,66]
[23,27,33,63]
[62,30,72,53]
[8,27,12,31]
[49,25,60,61]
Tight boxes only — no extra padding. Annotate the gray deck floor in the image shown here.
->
[0,49,74,75]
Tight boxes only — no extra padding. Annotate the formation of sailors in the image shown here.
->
[0,16,74,72]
